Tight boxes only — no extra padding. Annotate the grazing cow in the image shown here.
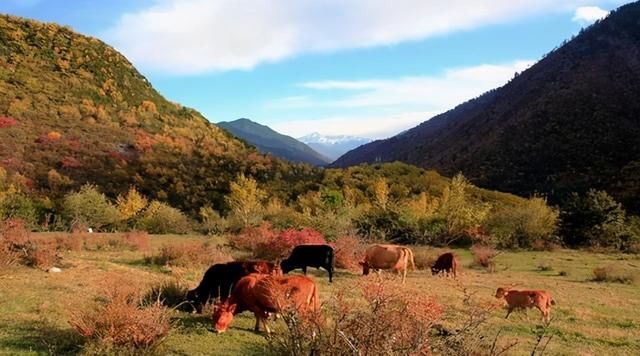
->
[359,244,415,284]
[281,244,334,282]
[212,274,318,333]
[495,287,556,322]
[431,252,459,277]
[186,261,280,313]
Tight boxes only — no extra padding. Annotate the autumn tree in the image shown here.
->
[225,174,266,227]
[116,187,148,222]
[438,174,491,244]
[372,178,390,210]
[63,184,120,230]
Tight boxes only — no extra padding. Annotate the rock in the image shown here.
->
[48,267,62,273]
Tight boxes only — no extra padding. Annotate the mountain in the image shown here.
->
[333,1,640,212]
[217,119,330,166]
[0,14,308,213]
[298,132,371,161]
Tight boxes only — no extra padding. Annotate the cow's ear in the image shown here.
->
[228,304,237,313]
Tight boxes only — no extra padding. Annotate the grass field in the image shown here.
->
[1,233,639,355]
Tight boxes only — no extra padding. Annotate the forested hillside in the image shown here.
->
[333,1,640,212]
[0,14,317,214]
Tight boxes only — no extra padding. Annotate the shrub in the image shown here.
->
[488,196,559,249]
[560,190,627,249]
[591,265,635,284]
[0,116,18,128]
[69,275,170,352]
[267,276,442,355]
[230,223,327,260]
[143,279,190,310]
[470,245,499,272]
[413,249,436,270]
[123,231,151,252]
[0,191,39,229]
[0,218,60,270]
[63,185,120,230]
[145,242,233,268]
[136,201,191,234]
[225,174,266,227]
[331,235,364,270]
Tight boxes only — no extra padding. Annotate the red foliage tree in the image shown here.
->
[0,116,18,128]
[61,156,83,169]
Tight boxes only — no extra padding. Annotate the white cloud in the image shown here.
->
[572,6,609,23]
[106,0,614,74]
[270,60,534,138]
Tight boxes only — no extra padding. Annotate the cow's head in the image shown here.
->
[495,287,509,299]
[280,259,293,274]
[359,261,370,275]
[186,289,203,314]
[430,267,439,276]
[212,301,236,333]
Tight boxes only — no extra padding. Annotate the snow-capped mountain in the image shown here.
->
[298,132,372,161]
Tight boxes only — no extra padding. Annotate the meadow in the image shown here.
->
[0,233,639,355]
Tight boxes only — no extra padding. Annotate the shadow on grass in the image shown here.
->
[0,319,83,355]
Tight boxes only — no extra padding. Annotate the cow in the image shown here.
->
[281,244,334,282]
[495,287,556,322]
[186,261,280,314]
[359,244,415,284]
[431,252,459,277]
[212,273,319,333]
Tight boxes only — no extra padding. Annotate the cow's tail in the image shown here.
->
[309,283,319,311]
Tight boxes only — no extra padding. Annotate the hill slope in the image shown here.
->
[333,2,640,211]
[217,119,330,166]
[298,132,371,161]
[0,14,310,213]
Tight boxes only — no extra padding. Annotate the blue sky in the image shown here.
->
[0,0,630,138]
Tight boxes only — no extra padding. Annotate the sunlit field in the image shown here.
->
[1,233,638,355]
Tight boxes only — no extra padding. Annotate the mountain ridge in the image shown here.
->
[299,132,371,161]
[217,119,330,166]
[332,1,640,211]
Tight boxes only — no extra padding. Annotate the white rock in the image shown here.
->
[48,267,62,273]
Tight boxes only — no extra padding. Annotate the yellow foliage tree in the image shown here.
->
[116,187,148,221]
[225,174,266,227]
[438,174,491,242]
[372,178,390,210]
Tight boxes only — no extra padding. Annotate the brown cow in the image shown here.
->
[495,287,556,322]
[212,273,318,333]
[359,244,415,283]
[187,261,281,313]
[431,252,459,277]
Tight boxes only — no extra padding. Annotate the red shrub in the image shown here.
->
[0,116,18,128]
[331,235,364,270]
[231,223,327,260]
[69,274,170,351]
[0,219,60,269]
[60,156,83,169]
[123,231,151,252]
[470,244,500,271]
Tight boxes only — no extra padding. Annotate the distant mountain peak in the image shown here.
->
[217,119,331,166]
[298,132,372,161]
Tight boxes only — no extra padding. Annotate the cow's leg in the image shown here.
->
[401,268,407,284]
[254,313,261,332]
[302,266,307,275]
[505,307,513,319]
[262,317,271,334]
[328,265,333,283]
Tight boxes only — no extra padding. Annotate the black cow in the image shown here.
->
[281,244,334,282]
[431,252,459,277]
[186,261,279,313]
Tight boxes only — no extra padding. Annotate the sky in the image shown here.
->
[0,0,629,139]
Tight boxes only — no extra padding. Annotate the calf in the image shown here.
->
[281,244,334,282]
[431,252,459,277]
[212,273,318,333]
[360,244,415,284]
[186,261,279,313]
[495,287,556,322]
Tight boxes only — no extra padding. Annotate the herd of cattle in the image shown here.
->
[184,243,556,333]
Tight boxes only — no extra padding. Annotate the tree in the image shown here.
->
[560,189,627,248]
[136,201,190,234]
[225,174,266,227]
[116,187,148,222]
[372,178,390,210]
[438,174,491,244]
[63,184,120,230]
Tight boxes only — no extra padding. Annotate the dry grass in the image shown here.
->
[1,234,639,355]
[591,265,635,284]
[144,241,233,267]
[413,248,437,270]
